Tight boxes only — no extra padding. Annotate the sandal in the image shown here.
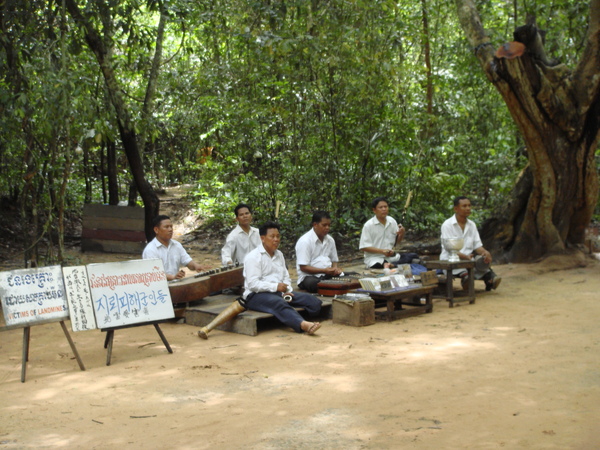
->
[307,322,321,335]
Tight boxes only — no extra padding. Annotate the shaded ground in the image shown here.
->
[1,187,600,449]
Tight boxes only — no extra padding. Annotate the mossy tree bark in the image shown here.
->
[456,0,600,262]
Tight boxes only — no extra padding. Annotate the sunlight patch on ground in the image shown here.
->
[257,408,374,449]
[398,337,497,362]
[266,371,358,393]
[162,389,228,406]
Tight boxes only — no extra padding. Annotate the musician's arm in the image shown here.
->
[299,264,341,276]
[221,233,235,265]
[359,225,394,257]
[187,260,210,272]
[360,246,395,257]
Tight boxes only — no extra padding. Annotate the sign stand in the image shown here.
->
[101,320,173,366]
[11,320,86,383]
[1,265,87,383]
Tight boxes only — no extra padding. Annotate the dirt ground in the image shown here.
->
[1,189,600,449]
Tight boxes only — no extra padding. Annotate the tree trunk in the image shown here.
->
[455,0,600,262]
[65,0,159,241]
[106,139,119,205]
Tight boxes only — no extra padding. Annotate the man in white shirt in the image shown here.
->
[359,197,418,268]
[295,211,343,293]
[242,221,322,335]
[142,215,209,281]
[440,196,501,291]
[221,203,260,266]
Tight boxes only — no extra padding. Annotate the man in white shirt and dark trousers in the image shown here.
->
[440,196,502,291]
[142,215,209,280]
[221,203,261,266]
[242,221,322,335]
[295,211,343,293]
[359,197,418,269]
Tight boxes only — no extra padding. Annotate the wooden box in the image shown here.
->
[81,204,146,253]
[332,295,375,327]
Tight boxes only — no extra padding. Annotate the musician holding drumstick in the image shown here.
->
[142,215,210,281]
[359,197,419,269]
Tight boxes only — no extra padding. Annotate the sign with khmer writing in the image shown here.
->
[86,259,174,328]
[62,266,97,332]
[0,265,69,327]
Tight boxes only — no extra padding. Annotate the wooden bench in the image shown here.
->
[81,204,146,254]
[425,260,475,307]
[184,294,332,336]
[360,284,436,321]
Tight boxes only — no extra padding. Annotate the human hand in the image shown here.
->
[193,263,210,272]
[174,270,186,279]
[397,225,405,240]
[323,267,342,276]
[276,282,289,292]
[481,250,492,264]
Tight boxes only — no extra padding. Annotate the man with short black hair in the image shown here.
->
[142,215,209,281]
[440,196,501,291]
[242,221,322,335]
[295,211,343,293]
[359,197,418,268]
[221,203,260,266]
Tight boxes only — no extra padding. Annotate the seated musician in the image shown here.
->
[295,210,343,293]
[441,196,501,291]
[142,215,209,281]
[221,203,261,266]
[359,197,418,269]
[242,221,322,335]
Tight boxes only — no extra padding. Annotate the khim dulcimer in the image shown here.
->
[168,264,244,304]
[317,275,362,296]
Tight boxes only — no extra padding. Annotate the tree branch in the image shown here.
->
[572,0,600,113]
[454,0,495,69]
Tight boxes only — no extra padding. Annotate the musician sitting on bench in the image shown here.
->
[242,221,322,335]
[221,203,261,266]
[359,197,418,269]
[142,215,210,281]
[295,210,343,293]
[441,196,502,291]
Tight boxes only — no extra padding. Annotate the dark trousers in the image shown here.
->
[370,252,419,269]
[244,292,322,333]
[298,275,330,293]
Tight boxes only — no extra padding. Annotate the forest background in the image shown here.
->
[0,0,598,267]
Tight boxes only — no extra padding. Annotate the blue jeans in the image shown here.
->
[244,292,322,332]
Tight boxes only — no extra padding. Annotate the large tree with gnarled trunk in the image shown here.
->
[455,0,600,262]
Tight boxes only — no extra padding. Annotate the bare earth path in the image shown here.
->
[1,254,599,449]
[1,188,599,448]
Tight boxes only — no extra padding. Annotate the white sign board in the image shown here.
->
[0,265,69,327]
[86,259,174,328]
[62,266,97,332]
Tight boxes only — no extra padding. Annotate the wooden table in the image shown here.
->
[360,284,436,321]
[425,260,475,307]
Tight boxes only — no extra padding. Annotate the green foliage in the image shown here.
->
[1,0,596,255]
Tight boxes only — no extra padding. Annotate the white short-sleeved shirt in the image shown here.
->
[221,225,260,265]
[440,214,483,261]
[359,215,399,267]
[142,237,192,276]
[295,228,339,285]
[242,244,292,299]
